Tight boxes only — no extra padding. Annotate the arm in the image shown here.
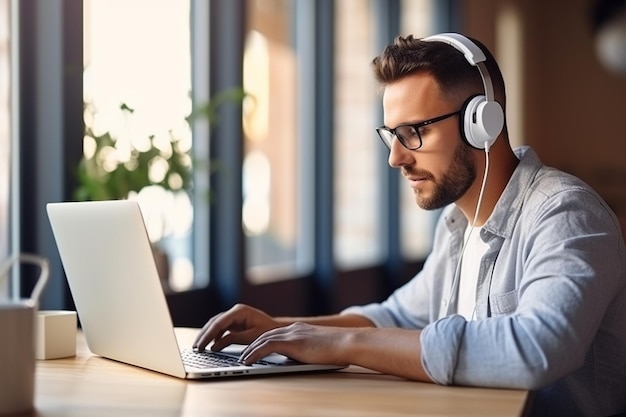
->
[193,303,433,381]
[240,323,432,382]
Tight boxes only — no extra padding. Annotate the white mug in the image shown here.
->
[0,254,49,416]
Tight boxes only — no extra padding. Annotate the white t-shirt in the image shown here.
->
[457,226,489,320]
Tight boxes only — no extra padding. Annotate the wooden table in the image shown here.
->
[30,329,531,416]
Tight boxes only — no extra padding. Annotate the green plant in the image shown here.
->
[74,103,192,202]
[74,88,247,202]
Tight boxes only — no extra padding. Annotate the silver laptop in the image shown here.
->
[46,200,345,379]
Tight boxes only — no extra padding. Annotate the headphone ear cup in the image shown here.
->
[461,95,504,149]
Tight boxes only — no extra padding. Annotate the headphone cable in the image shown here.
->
[445,143,490,317]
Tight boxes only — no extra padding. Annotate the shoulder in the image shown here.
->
[490,147,622,240]
[526,165,614,219]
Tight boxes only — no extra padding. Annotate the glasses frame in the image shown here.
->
[376,110,460,151]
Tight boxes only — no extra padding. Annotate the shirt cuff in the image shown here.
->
[421,314,467,385]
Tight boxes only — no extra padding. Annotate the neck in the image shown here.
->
[457,142,518,227]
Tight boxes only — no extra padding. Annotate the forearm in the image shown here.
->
[339,327,432,382]
[239,320,432,382]
[275,314,432,381]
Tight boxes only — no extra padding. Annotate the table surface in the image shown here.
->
[30,328,531,417]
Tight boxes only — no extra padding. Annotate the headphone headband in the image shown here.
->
[422,33,496,103]
[423,33,487,64]
[422,33,504,150]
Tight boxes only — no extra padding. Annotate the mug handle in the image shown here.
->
[0,253,49,303]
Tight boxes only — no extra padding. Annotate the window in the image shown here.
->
[83,0,193,291]
[243,0,310,282]
[334,0,382,269]
[240,0,442,283]
[68,0,447,321]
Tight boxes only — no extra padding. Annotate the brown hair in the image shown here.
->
[371,34,506,109]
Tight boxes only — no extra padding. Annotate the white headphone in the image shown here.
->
[423,33,504,150]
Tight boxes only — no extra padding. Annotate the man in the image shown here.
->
[194,33,626,417]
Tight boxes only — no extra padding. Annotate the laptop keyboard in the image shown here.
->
[181,349,274,368]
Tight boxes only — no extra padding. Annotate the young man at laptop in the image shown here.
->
[194,33,626,417]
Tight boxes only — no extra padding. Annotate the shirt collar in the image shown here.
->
[444,146,542,239]
[484,146,542,239]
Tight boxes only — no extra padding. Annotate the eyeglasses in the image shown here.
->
[376,110,460,151]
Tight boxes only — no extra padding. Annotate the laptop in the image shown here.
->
[46,200,345,379]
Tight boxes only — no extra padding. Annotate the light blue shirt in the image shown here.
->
[343,147,626,417]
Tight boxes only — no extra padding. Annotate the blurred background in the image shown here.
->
[2,0,625,326]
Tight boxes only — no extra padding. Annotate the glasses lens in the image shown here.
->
[377,128,394,149]
[396,125,421,150]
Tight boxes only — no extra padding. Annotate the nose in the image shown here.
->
[387,137,413,168]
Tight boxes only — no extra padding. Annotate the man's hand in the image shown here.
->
[193,304,280,352]
[240,322,350,366]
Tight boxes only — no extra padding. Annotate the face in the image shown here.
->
[382,73,476,210]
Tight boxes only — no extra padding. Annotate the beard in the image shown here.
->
[406,142,476,210]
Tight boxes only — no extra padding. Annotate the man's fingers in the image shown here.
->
[193,304,279,353]
[193,305,262,351]
[240,327,294,364]
[193,312,236,350]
